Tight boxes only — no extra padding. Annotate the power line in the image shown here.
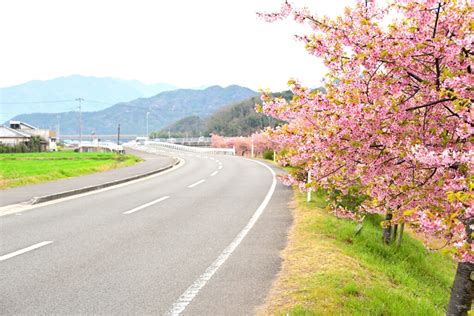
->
[0,99,75,105]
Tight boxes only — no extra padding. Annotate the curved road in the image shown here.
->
[0,146,292,315]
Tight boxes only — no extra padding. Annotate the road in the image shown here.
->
[0,147,292,315]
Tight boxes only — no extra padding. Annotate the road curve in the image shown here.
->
[0,147,292,315]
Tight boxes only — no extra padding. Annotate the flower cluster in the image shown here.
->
[258,0,473,262]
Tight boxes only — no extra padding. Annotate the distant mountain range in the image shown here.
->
[9,85,258,136]
[0,75,177,122]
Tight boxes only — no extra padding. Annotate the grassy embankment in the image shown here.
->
[0,151,141,189]
[261,189,457,315]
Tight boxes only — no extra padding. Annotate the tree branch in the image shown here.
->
[406,98,455,111]
[432,2,442,39]
[407,71,424,83]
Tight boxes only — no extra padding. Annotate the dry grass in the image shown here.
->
[259,191,456,316]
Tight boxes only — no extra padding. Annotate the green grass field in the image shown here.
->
[260,190,456,316]
[0,151,141,189]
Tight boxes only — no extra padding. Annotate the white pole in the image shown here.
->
[251,135,254,158]
[273,150,276,163]
[307,171,312,202]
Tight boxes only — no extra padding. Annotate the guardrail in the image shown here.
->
[152,137,212,145]
[77,141,124,153]
[144,141,235,155]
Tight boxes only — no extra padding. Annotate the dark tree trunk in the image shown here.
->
[446,262,473,316]
[382,211,393,244]
[392,224,398,242]
[447,219,473,316]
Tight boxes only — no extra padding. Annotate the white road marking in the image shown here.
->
[218,165,222,170]
[0,158,185,217]
[0,241,54,262]
[187,179,205,188]
[210,171,218,177]
[123,196,170,215]
[166,160,276,315]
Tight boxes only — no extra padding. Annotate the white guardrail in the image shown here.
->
[77,141,124,153]
[141,141,235,155]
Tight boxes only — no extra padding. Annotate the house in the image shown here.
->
[0,125,31,145]
[9,121,58,151]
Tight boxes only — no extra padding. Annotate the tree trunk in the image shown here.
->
[382,211,393,244]
[392,224,398,242]
[446,262,473,316]
[396,222,405,249]
[447,219,473,316]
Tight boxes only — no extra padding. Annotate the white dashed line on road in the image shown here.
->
[123,196,170,215]
[210,171,218,177]
[0,241,54,262]
[166,159,277,315]
[188,179,205,188]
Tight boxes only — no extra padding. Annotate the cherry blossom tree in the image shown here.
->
[258,1,473,313]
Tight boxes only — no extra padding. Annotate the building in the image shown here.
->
[0,125,32,145]
[0,121,57,151]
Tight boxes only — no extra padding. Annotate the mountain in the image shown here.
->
[152,116,207,138]
[0,75,177,122]
[151,91,291,138]
[9,85,258,136]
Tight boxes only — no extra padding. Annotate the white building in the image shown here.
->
[0,125,31,145]
[9,121,57,151]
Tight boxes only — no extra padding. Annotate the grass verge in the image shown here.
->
[260,190,456,316]
[0,151,141,189]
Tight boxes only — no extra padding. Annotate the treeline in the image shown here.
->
[150,91,293,138]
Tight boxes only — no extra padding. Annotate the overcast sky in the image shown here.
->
[0,0,351,91]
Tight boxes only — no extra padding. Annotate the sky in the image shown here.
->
[0,0,352,91]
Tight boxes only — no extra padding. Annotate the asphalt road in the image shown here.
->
[0,146,292,315]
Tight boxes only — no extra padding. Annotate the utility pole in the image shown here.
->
[56,115,60,141]
[75,98,84,144]
[117,124,121,145]
[146,111,150,139]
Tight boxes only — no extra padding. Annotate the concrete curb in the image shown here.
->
[28,158,180,205]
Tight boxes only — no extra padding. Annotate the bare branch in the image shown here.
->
[406,98,455,111]
[407,71,424,83]
[432,2,442,39]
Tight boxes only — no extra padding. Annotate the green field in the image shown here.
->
[0,151,141,189]
[261,191,456,315]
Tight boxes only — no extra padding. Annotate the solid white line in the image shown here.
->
[210,171,218,177]
[166,160,276,315]
[187,179,205,188]
[0,241,54,262]
[123,196,170,215]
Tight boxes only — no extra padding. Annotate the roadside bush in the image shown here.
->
[263,149,274,160]
[0,143,29,153]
